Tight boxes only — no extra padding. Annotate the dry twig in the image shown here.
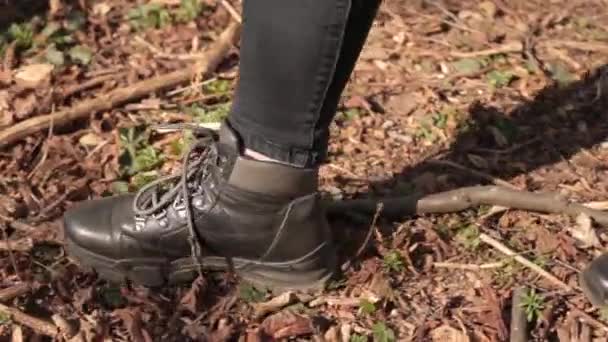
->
[450,41,524,58]
[341,203,383,272]
[0,283,32,302]
[479,233,572,291]
[433,261,504,270]
[0,303,58,337]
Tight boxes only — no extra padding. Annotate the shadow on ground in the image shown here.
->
[0,1,50,33]
[374,64,608,202]
[332,65,608,267]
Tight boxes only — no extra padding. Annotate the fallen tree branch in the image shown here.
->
[327,185,608,227]
[0,23,241,147]
[0,303,58,337]
[0,283,31,302]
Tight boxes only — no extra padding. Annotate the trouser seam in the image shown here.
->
[305,0,352,163]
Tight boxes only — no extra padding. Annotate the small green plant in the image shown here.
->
[238,283,266,303]
[519,288,544,322]
[350,334,367,342]
[99,285,126,309]
[435,224,452,240]
[203,79,231,94]
[431,112,448,129]
[186,102,231,123]
[118,126,165,189]
[359,299,376,315]
[0,310,10,325]
[372,322,396,342]
[68,45,93,65]
[455,225,481,251]
[8,22,34,49]
[493,257,520,285]
[533,254,549,268]
[45,44,65,65]
[175,0,204,22]
[131,170,160,189]
[415,123,437,142]
[383,250,405,272]
[599,306,608,321]
[486,70,515,88]
[128,3,172,30]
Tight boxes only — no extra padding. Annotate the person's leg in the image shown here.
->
[63,0,381,291]
[229,0,381,167]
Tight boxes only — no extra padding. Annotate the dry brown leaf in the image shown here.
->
[0,238,34,252]
[13,93,36,120]
[92,2,113,16]
[253,291,298,318]
[243,329,263,342]
[51,314,77,339]
[14,64,54,89]
[179,276,207,314]
[478,1,497,18]
[49,0,63,16]
[569,213,600,248]
[324,326,341,342]
[0,90,12,127]
[78,133,103,147]
[430,324,470,342]
[207,319,234,342]
[112,308,148,342]
[261,311,314,340]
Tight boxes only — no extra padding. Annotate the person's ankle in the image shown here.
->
[244,148,303,168]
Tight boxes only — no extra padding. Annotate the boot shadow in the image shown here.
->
[329,64,608,269]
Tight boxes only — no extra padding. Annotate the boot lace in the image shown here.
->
[132,123,221,274]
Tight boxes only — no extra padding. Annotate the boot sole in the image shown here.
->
[66,238,337,293]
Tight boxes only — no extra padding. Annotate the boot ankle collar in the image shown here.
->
[227,156,317,197]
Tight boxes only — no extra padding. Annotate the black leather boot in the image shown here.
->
[63,122,337,291]
[580,254,608,307]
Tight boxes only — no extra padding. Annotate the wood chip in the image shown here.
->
[253,291,298,318]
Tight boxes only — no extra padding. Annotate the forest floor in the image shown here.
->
[2,0,608,341]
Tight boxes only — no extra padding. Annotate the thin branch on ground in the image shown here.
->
[449,41,524,58]
[0,282,32,302]
[433,261,504,270]
[221,0,242,23]
[341,203,383,272]
[479,233,573,291]
[0,303,58,337]
[569,306,608,334]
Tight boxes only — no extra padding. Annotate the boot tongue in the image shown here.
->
[217,123,242,179]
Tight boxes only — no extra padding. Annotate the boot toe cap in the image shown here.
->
[580,254,608,307]
[64,195,134,256]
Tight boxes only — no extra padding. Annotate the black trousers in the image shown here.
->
[227,0,381,167]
